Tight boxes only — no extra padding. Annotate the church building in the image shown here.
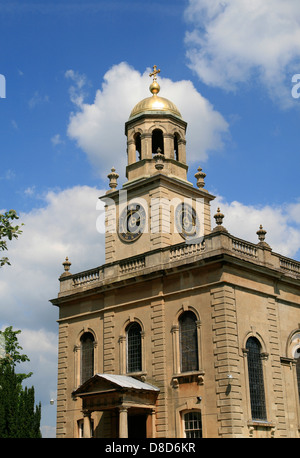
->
[51,66,300,438]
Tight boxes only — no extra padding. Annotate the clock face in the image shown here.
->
[118,203,146,242]
[175,203,200,239]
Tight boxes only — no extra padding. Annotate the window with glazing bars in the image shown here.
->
[184,412,202,438]
[80,332,94,384]
[127,322,142,373]
[179,311,198,372]
[246,337,267,421]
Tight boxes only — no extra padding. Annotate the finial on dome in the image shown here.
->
[149,65,161,95]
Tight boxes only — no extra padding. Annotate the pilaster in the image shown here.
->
[56,323,69,437]
[151,297,168,437]
[105,202,117,263]
[103,311,115,373]
[211,284,243,437]
[266,297,288,436]
[150,187,171,248]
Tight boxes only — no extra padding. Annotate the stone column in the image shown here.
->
[151,408,156,438]
[127,139,136,165]
[178,138,186,163]
[141,133,152,159]
[163,133,174,159]
[119,406,128,438]
[83,410,91,438]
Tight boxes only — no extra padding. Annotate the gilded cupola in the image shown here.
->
[129,66,182,120]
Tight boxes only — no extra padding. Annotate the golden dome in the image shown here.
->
[129,66,182,120]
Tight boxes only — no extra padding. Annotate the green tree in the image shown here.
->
[0,209,23,267]
[0,326,41,438]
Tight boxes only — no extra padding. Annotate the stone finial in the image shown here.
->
[213,207,228,233]
[63,256,71,271]
[256,225,271,249]
[195,167,206,189]
[60,257,71,278]
[153,148,165,170]
[214,207,224,226]
[256,224,266,242]
[107,167,119,192]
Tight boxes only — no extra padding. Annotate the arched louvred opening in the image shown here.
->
[246,337,267,421]
[126,322,142,373]
[80,332,94,384]
[135,133,141,161]
[174,133,179,161]
[152,129,164,156]
[179,311,199,372]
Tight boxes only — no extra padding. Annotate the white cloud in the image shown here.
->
[184,0,300,107]
[18,328,57,356]
[211,197,300,259]
[65,62,229,180]
[51,133,64,146]
[11,120,18,130]
[24,185,36,196]
[28,91,49,109]
[0,184,105,436]
[65,69,89,106]
[0,169,15,180]
[18,328,59,438]
[0,184,105,329]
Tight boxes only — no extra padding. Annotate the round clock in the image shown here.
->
[118,203,146,242]
[175,203,200,239]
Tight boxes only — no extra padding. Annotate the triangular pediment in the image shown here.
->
[73,373,159,397]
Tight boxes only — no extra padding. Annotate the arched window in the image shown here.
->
[174,133,179,160]
[246,337,267,421]
[135,133,141,161]
[183,411,202,438]
[179,311,198,372]
[126,322,142,373]
[294,347,300,401]
[152,129,164,155]
[80,332,94,384]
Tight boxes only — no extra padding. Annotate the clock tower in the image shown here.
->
[101,66,215,263]
[52,65,300,439]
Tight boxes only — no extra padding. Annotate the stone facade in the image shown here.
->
[51,69,300,438]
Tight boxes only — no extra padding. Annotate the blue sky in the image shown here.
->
[1,0,300,437]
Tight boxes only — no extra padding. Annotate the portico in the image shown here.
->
[72,374,159,438]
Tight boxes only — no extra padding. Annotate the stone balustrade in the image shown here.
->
[119,256,146,274]
[58,230,300,296]
[72,268,102,287]
[170,241,205,261]
[231,239,258,258]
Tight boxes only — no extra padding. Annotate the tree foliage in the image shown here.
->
[0,209,23,267]
[0,327,41,438]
